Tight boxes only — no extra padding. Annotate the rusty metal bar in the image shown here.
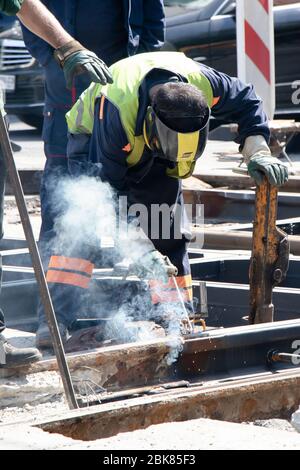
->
[249,179,290,324]
[0,110,78,410]
[37,369,300,441]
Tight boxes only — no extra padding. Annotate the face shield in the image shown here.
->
[143,105,210,179]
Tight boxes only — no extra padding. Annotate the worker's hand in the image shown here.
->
[242,135,289,187]
[54,40,113,90]
[247,154,289,186]
[63,50,113,90]
[0,0,23,15]
[132,250,178,283]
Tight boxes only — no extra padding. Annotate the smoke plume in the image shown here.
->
[49,174,188,364]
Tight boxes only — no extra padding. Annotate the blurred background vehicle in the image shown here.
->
[164,0,300,120]
[0,12,44,130]
[0,1,299,130]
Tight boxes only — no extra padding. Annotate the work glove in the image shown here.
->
[132,250,178,283]
[242,135,289,187]
[0,0,23,15]
[54,40,113,90]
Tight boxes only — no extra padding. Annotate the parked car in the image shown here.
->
[0,13,44,129]
[164,0,300,119]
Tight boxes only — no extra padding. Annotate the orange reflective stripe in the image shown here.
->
[173,275,192,289]
[151,287,193,305]
[212,96,220,107]
[149,274,193,305]
[46,270,91,289]
[49,256,94,276]
[99,95,105,120]
[122,143,132,152]
[149,275,192,291]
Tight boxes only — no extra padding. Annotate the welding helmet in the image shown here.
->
[143,104,210,179]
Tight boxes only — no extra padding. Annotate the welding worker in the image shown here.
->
[37,52,289,348]
[0,0,112,366]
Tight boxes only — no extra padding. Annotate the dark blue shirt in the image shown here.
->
[75,0,128,65]
[21,0,165,67]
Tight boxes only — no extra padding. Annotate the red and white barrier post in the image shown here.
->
[236,0,275,120]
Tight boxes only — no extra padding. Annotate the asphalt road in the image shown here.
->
[3,116,44,238]
[9,115,45,171]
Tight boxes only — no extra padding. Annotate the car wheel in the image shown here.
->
[17,114,43,132]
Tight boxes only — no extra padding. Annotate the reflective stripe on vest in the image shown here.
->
[149,274,193,305]
[46,255,94,289]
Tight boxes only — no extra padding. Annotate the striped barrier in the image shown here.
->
[237,0,275,119]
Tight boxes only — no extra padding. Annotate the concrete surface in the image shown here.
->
[9,117,45,171]
[0,417,300,450]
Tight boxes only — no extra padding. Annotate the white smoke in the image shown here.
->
[50,175,188,364]
[52,175,116,255]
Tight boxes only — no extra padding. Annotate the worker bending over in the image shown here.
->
[37,52,288,348]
